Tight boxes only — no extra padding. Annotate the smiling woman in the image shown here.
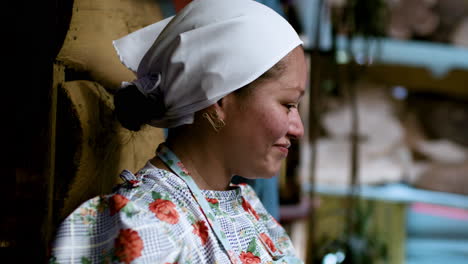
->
[218,47,306,180]
[50,0,307,263]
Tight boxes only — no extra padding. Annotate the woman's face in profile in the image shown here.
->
[222,46,307,179]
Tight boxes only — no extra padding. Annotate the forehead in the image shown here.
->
[253,48,307,95]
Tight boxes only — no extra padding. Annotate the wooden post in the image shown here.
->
[306,1,324,263]
[42,62,64,253]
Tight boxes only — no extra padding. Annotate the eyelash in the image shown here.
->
[285,103,298,111]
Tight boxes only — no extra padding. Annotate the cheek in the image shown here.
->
[256,106,289,141]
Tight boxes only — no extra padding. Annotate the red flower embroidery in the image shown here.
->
[177,161,190,175]
[192,220,209,245]
[260,233,277,252]
[109,194,129,216]
[239,251,261,264]
[128,179,141,188]
[114,229,144,264]
[241,197,260,220]
[206,198,219,204]
[149,199,180,224]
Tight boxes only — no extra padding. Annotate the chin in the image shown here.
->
[241,174,277,180]
[238,160,282,179]
[239,168,278,180]
[255,166,282,179]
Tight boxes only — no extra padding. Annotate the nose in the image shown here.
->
[288,109,304,140]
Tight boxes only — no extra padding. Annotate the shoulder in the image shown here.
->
[51,166,194,263]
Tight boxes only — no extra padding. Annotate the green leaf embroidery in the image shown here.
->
[247,237,257,254]
[100,248,114,263]
[86,215,96,224]
[187,213,196,223]
[122,202,137,217]
[152,191,162,200]
[207,213,215,221]
[96,198,108,212]
[166,160,174,166]
[80,257,92,264]
[209,202,219,210]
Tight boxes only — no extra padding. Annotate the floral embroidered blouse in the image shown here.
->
[50,162,301,263]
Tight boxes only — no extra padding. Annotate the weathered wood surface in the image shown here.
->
[57,0,164,90]
[53,0,165,218]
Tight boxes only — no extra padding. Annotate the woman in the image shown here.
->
[51,0,307,263]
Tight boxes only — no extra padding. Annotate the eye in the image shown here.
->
[284,103,298,112]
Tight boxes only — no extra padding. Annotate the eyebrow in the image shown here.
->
[285,86,305,97]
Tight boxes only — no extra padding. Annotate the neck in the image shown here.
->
[156,128,232,191]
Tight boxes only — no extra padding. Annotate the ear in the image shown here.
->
[211,93,237,120]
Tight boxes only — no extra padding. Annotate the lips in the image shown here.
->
[274,142,291,149]
[273,142,290,155]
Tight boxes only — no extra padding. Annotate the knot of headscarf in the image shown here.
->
[120,72,166,120]
[113,0,302,128]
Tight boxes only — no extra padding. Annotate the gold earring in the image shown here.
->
[202,111,226,132]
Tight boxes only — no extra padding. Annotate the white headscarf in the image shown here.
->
[113,0,302,128]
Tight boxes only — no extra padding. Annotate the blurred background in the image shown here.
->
[13,0,468,263]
